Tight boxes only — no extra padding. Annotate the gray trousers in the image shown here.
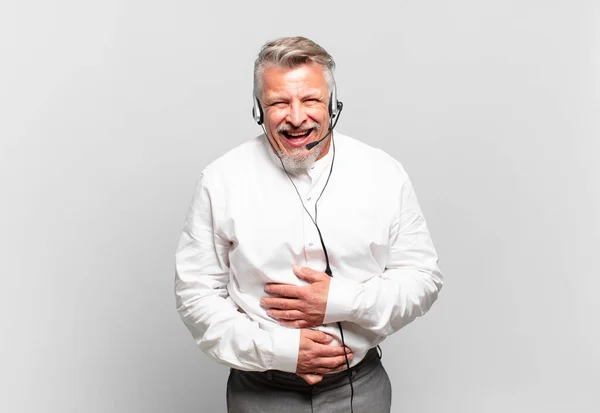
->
[226,348,392,413]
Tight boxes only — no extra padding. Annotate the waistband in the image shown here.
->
[239,347,381,385]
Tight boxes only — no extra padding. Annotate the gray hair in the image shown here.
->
[253,36,336,99]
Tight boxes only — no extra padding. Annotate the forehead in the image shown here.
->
[262,63,328,96]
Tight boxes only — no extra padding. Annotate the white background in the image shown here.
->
[1,1,598,412]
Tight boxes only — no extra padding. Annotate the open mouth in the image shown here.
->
[281,128,314,140]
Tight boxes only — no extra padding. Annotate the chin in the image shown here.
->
[278,146,322,174]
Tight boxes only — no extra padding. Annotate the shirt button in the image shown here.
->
[307,196,312,201]
[308,242,314,247]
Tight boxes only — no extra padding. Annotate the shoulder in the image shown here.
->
[334,132,410,183]
[200,135,266,183]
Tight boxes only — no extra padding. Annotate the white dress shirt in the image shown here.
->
[175,132,443,373]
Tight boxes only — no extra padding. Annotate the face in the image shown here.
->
[259,63,331,172]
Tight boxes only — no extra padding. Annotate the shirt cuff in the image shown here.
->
[269,327,301,373]
[323,276,363,325]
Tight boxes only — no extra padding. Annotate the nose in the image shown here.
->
[287,101,308,127]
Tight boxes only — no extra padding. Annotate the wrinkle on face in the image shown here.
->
[260,63,332,168]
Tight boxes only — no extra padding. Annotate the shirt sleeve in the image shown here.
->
[174,174,300,372]
[322,175,443,337]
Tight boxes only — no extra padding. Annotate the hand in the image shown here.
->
[261,265,331,328]
[296,329,353,384]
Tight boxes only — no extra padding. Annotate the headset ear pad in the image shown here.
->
[329,86,339,119]
[252,97,264,125]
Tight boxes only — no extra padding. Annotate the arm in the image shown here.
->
[322,177,443,337]
[174,174,300,372]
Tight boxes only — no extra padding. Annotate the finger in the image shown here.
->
[314,353,354,369]
[278,319,311,329]
[301,366,337,375]
[261,297,303,311]
[264,283,302,298]
[296,363,337,375]
[298,353,353,374]
[297,373,323,385]
[310,342,352,358]
[293,265,322,283]
[329,362,351,374]
[306,363,351,375]
[266,309,306,320]
[303,329,333,344]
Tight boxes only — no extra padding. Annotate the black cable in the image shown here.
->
[336,320,354,413]
[280,132,335,281]
[276,134,355,413]
[262,106,354,413]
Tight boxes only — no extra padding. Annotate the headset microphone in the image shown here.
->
[305,100,344,150]
[305,129,331,150]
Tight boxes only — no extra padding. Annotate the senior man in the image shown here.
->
[175,36,443,413]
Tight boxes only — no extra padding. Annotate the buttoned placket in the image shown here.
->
[291,158,333,269]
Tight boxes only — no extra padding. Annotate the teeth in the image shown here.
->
[287,130,310,137]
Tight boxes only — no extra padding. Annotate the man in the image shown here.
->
[175,36,443,413]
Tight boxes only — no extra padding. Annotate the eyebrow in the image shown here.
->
[265,91,324,103]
